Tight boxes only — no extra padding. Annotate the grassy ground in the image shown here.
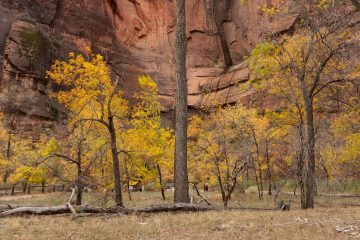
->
[0,206,359,239]
[1,189,359,209]
[0,191,359,239]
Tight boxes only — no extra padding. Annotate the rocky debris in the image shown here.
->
[335,221,360,238]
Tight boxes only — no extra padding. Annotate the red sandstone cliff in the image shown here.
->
[0,0,298,132]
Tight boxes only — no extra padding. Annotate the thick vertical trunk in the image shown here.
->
[303,99,316,209]
[223,195,229,207]
[157,164,166,201]
[174,0,190,203]
[108,116,123,207]
[297,123,306,208]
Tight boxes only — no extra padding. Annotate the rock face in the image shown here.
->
[0,0,298,132]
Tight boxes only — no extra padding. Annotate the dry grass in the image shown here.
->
[0,207,359,239]
[0,191,360,239]
[1,190,359,209]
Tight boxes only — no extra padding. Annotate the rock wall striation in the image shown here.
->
[0,0,298,132]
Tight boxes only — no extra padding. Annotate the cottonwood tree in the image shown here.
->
[124,76,174,200]
[47,51,128,207]
[248,1,359,208]
[40,124,107,205]
[174,0,189,203]
[188,105,269,206]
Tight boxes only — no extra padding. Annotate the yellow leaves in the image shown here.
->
[47,50,125,127]
[41,137,59,158]
[9,166,45,184]
[188,104,270,185]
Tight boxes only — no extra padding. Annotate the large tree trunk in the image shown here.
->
[174,0,190,203]
[108,116,123,207]
[297,123,306,208]
[303,99,316,209]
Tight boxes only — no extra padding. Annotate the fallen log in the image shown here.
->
[131,203,217,213]
[0,203,217,217]
[0,205,121,217]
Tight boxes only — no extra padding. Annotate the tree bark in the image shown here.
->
[302,98,316,209]
[108,116,123,207]
[76,141,82,206]
[297,123,306,208]
[174,0,190,203]
[0,203,216,217]
[157,164,166,201]
[265,142,272,196]
[124,156,132,201]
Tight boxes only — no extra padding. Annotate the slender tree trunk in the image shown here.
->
[108,116,123,207]
[252,131,263,199]
[41,180,45,193]
[124,156,132,201]
[303,99,316,209]
[76,167,82,206]
[23,182,27,193]
[76,140,82,206]
[258,162,264,199]
[157,164,166,201]
[217,174,226,203]
[265,143,272,195]
[3,134,12,184]
[174,0,189,203]
[252,160,261,200]
[3,172,10,184]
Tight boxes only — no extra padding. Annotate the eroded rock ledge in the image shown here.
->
[0,0,297,133]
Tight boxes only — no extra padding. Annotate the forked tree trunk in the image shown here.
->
[174,0,190,203]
